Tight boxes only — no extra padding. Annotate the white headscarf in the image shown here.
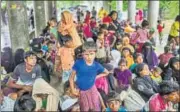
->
[109,49,121,68]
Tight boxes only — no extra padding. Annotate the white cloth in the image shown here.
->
[32,78,60,111]
[1,96,15,111]
[120,87,146,111]
[109,50,121,68]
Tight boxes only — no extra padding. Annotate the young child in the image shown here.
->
[130,53,144,73]
[121,47,134,68]
[114,58,132,91]
[148,28,156,47]
[41,38,49,55]
[49,17,58,40]
[158,46,174,69]
[69,41,109,111]
[100,24,116,61]
[157,20,165,44]
[56,35,75,83]
[135,20,149,44]
[96,32,107,64]
[105,91,127,112]
[130,25,141,45]
[90,17,97,30]
[150,67,163,84]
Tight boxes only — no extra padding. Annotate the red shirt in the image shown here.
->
[157,24,163,33]
[102,16,112,24]
[158,53,174,65]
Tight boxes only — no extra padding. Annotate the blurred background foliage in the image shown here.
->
[1,0,179,20]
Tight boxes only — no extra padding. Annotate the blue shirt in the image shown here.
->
[73,58,105,90]
[106,106,127,112]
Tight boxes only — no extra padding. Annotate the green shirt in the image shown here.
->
[50,27,58,39]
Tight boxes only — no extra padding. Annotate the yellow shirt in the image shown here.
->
[125,56,134,68]
[98,9,108,19]
[151,75,162,83]
[169,21,179,37]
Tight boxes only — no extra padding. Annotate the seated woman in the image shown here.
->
[142,42,158,71]
[133,63,160,102]
[32,78,59,111]
[142,81,179,111]
[162,57,180,84]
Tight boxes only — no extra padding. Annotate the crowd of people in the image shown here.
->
[1,6,180,111]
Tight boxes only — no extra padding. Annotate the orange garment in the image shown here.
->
[58,11,82,49]
[120,45,135,53]
[57,47,74,71]
[124,25,135,33]
[120,37,135,53]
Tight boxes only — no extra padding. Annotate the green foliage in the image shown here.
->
[110,1,116,11]
[119,0,179,19]
[56,1,81,9]
[159,1,179,19]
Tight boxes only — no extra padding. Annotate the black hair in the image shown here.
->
[100,24,108,30]
[82,41,97,52]
[164,46,171,53]
[24,51,37,59]
[175,15,180,21]
[135,25,141,31]
[133,53,144,60]
[63,35,73,43]
[122,47,132,55]
[97,31,104,36]
[122,33,130,38]
[64,81,70,92]
[91,17,95,19]
[159,81,179,96]
[14,92,36,112]
[36,57,50,83]
[118,58,128,66]
[157,20,161,24]
[109,10,118,18]
[1,47,15,73]
[50,17,57,23]
[14,48,25,66]
[141,20,149,28]
[135,63,147,77]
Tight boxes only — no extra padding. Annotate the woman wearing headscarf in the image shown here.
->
[162,57,180,84]
[142,42,158,71]
[58,11,82,49]
[133,63,160,102]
